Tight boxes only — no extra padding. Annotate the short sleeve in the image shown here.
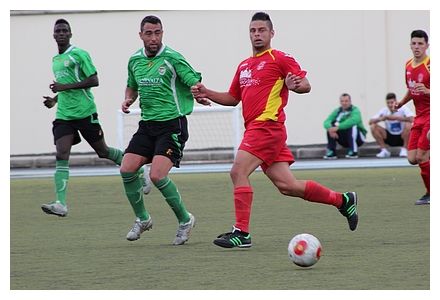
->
[75,50,97,78]
[278,52,307,78]
[126,60,138,90]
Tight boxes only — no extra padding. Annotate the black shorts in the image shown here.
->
[125,116,189,168]
[385,131,404,147]
[52,113,104,146]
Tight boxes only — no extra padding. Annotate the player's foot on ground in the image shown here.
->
[173,213,196,245]
[213,226,252,248]
[345,150,359,159]
[415,193,430,205]
[338,192,358,231]
[41,201,68,217]
[323,149,337,160]
[126,217,153,241]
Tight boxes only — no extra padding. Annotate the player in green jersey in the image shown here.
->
[41,19,150,217]
[120,15,205,245]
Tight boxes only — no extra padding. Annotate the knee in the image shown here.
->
[229,167,240,182]
[276,181,302,197]
[149,173,162,185]
[56,149,70,161]
[120,163,138,174]
[415,154,428,165]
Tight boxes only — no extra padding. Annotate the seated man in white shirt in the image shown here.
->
[369,93,414,158]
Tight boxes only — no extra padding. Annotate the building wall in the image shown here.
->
[10,10,429,155]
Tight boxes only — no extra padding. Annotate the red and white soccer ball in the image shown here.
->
[288,233,322,267]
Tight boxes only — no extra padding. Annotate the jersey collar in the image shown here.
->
[411,55,430,68]
[59,45,74,55]
[255,48,275,60]
[143,44,166,58]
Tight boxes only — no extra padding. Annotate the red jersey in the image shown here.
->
[228,48,307,127]
[405,55,430,119]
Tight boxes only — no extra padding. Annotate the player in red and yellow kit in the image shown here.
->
[192,12,359,249]
[396,30,430,205]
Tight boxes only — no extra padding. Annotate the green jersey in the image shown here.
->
[127,45,202,121]
[52,45,97,120]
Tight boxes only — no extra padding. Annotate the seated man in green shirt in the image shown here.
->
[323,93,367,159]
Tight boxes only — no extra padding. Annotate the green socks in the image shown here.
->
[54,160,69,205]
[154,177,190,224]
[107,147,124,166]
[121,172,189,224]
[121,172,149,221]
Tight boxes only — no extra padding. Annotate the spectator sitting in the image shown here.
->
[323,93,367,159]
[369,92,414,158]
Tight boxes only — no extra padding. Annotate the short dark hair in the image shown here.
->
[411,30,429,43]
[340,93,351,100]
[54,18,71,31]
[386,92,396,100]
[140,15,162,31]
[251,12,273,30]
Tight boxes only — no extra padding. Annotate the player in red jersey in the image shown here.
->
[396,30,430,205]
[191,12,359,249]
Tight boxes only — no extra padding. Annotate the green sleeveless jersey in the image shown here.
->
[127,45,202,121]
[52,45,97,120]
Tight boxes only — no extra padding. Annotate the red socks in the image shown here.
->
[419,160,430,194]
[304,180,343,208]
[234,186,253,233]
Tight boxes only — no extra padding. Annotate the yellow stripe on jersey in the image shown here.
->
[424,56,430,73]
[255,48,275,60]
[409,55,430,69]
[255,77,284,122]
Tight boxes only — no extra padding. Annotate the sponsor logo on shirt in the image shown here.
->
[138,77,164,86]
[239,68,260,87]
[407,78,421,96]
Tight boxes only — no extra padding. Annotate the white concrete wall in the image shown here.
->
[10,10,429,155]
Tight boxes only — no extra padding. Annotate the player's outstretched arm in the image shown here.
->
[191,83,239,106]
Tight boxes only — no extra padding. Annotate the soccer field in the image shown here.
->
[10,167,429,290]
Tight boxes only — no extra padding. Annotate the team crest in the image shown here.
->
[257,61,266,70]
[158,66,166,76]
[418,73,424,82]
[64,60,70,67]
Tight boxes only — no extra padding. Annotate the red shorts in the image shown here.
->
[408,116,430,151]
[239,121,295,172]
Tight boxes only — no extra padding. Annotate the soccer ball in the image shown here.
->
[288,233,322,267]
